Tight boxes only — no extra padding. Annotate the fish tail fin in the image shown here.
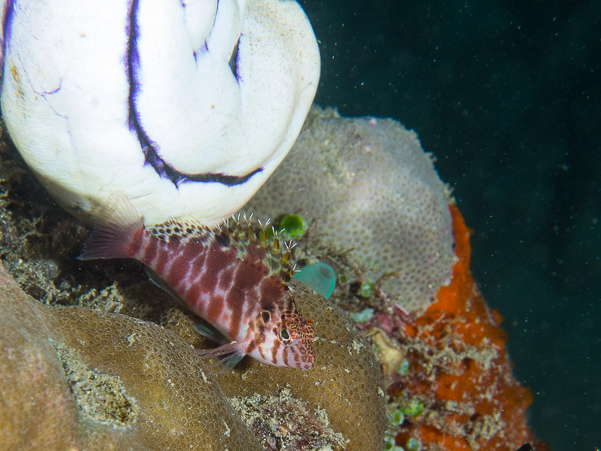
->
[79,191,144,260]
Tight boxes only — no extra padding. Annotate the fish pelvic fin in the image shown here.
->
[195,340,250,373]
[79,191,144,260]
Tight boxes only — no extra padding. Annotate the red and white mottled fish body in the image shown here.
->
[80,194,314,370]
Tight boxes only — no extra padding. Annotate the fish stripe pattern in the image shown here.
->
[79,192,314,370]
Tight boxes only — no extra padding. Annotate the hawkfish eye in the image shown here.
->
[278,322,295,345]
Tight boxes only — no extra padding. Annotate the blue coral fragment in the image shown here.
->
[351,308,375,324]
[293,263,336,298]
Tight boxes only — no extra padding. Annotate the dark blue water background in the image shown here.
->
[301,1,601,449]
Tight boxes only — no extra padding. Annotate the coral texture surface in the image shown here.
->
[0,110,547,451]
[0,262,263,450]
[245,106,455,313]
[0,258,386,450]
[216,278,387,451]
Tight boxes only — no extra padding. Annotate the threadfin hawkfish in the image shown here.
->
[79,193,315,370]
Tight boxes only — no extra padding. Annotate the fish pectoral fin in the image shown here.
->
[195,340,250,372]
[193,321,230,345]
[144,267,188,308]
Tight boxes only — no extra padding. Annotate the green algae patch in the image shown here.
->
[278,214,308,239]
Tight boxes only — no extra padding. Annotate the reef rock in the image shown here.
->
[244,106,455,313]
[0,261,387,450]
[0,260,79,450]
[0,260,262,450]
[216,278,387,451]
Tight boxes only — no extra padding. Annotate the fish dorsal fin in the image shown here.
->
[146,217,208,241]
[144,267,188,308]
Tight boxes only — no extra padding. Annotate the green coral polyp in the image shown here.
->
[359,281,375,298]
[278,214,308,239]
[338,273,351,284]
[397,359,411,376]
[389,408,405,426]
[351,308,375,324]
[383,435,402,451]
[405,437,422,451]
[400,399,424,417]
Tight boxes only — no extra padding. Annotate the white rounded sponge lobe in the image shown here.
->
[0,0,320,226]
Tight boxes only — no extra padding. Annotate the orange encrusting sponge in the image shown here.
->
[397,205,550,451]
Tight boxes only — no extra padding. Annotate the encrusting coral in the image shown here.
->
[0,261,79,450]
[391,206,550,451]
[358,206,550,451]
[215,278,387,451]
[241,108,548,450]
[0,258,386,450]
[244,106,455,314]
[0,261,264,450]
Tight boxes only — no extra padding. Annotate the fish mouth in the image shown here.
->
[299,355,314,370]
